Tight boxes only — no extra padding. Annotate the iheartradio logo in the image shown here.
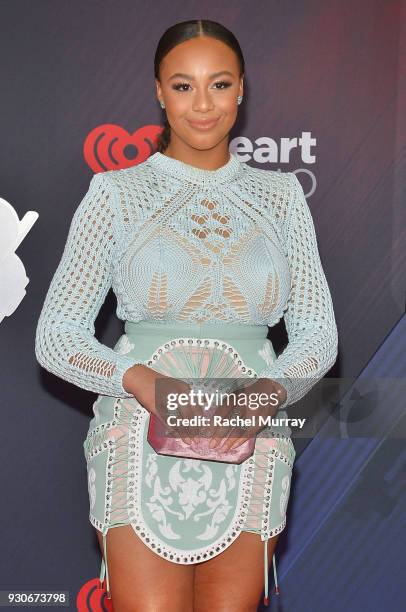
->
[83,124,316,196]
[76,577,114,611]
[84,124,163,172]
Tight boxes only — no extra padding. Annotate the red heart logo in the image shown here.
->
[76,577,114,611]
[84,124,164,172]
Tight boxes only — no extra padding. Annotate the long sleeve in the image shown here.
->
[257,172,338,409]
[34,172,144,398]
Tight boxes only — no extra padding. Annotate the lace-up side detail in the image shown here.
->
[84,396,138,599]
[243,435,295,605]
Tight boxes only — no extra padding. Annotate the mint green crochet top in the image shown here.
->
[35,151,338,409]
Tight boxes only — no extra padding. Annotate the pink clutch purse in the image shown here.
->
[143,341,258,464]
[147,411,255,464]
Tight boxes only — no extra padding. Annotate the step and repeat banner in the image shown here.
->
[0,1,404,611]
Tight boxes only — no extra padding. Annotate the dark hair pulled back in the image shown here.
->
[154,19,245,153]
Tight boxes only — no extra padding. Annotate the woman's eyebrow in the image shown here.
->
[168,70,235,81]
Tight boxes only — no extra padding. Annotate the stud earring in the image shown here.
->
[237,95,243,105]
[160,100,165,109]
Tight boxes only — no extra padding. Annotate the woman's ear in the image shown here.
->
[238,75,244,98]
[155,78,162,103]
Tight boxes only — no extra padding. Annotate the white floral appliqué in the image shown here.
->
[258,340,275,366]
[88,467,96,510]
[144,454,237,541]
[115,334,135,355]
[279,474,290,517]
[92,395,103,425]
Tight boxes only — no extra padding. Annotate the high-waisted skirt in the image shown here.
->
[83,320,296,605]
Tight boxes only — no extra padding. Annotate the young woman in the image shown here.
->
[35,19,338,612]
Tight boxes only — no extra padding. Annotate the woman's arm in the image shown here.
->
[34,172,144,398]
[257,172,339,409]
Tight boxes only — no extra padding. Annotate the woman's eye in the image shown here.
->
[172,82,191,92]
[213,81,232,89]
[172,81,232,92]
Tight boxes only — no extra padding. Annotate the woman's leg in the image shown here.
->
[95,526,195,612]
[193,531,280,612]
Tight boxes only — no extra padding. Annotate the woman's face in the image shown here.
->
[156,36,243,153]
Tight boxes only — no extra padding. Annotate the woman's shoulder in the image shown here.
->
[97,156,153,188]
[90,158,159,224]
[238,163,295,223]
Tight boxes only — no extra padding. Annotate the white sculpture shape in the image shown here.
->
[0,197,38,324]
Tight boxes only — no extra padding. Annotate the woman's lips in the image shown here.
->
[187,117,220,130]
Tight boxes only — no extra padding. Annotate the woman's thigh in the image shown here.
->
[96,526,195,612]
[193,531,279,612]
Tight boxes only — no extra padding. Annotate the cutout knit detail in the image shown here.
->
[35,159,337,410]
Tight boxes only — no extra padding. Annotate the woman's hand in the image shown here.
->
[123,364,159,409]
[122,364,199,444]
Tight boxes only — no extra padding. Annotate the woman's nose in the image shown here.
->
[192,90,214,112]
